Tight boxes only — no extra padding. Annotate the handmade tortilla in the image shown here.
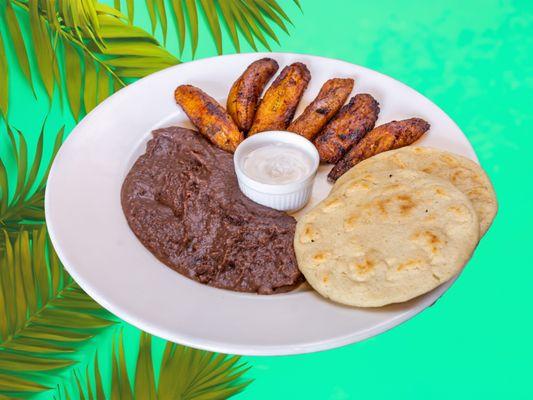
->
[333,146,497,235]
[295,169,479,307]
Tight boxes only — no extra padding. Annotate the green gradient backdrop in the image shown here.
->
[7,0,532,398]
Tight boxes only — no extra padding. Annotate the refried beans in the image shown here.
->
[121,127,303,294]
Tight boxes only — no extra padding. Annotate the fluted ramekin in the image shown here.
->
[233,131,319,212]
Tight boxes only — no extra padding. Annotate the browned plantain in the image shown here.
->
[175,85,243,152]
[287,78,354,140]
[314,94,379,163]
[227,58,279,132]
[248,62,311,135]
[328,118,430,181]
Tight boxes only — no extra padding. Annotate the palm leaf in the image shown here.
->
[127,0,298,56]
[242,1,280,44]
[145,0,159,34]
[199,0,223,54]
[4,1,33,94]
[84,4,179,108]
[227,0,257,51]
[126,0,134,24]
[217,0,239,51]
[184,0,200,55]
[62,331,251,399]
[0,32,8,120]
[64,39,84,120]
[0,225,117,395]
[170,0,186,52]
[55,0,103,46]
[113,331,133,399]
[235,1,271,50]
[256,0,290,31]
[0,374,48,393]
[95,67,111,105]
[83,60,98,113]
[2,0,180,122]
[134,332,156,399]
[156,0,169,41]
[0,123,64,231]
[28,0,58,101]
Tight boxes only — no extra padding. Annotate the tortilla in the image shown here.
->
[295,169,479,307]
[333,146,497,235]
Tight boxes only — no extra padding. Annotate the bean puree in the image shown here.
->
[121,127,303,294]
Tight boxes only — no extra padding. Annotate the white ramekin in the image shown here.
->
[234,130,319,212]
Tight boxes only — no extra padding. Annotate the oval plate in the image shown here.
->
[45,52,477,356]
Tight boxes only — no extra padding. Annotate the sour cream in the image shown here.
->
[233,130,319,211]
[242,143,314,185]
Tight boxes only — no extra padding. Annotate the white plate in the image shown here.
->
[45,52,477,356]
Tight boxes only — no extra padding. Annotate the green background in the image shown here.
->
[6,0,532,398]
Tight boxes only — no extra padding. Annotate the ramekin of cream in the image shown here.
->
[234,131,319,211]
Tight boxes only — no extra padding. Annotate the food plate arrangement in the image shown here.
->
[45,53,496,355]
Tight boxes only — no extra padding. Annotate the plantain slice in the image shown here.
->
[175,85,244,152]
[314,94,379,163]
[328,118,430,181]
[248,62,311,135]
[227,58,279,132]
[287,78,354,140]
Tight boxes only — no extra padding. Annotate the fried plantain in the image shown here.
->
[227,58,279,132]
[314,94,379,163]
[287,78,354,140]
[248,62,311,135]
[328,118,430,181]
[175,85,243,152]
